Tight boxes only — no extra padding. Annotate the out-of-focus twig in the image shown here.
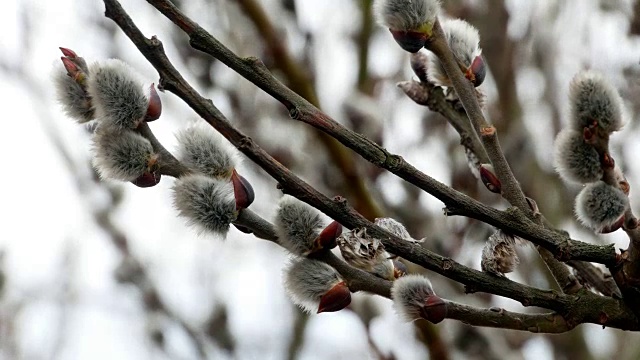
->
[235,0,383,220]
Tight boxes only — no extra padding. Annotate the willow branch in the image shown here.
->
[104,0,610,313]
[424,20,578,293]
[425,20,527,212]
[141,0,615,267]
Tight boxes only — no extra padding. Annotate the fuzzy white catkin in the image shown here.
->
[52,67,94,123]
[175,123,240,179]
[274,196,324,255]
[427,18,481,87]
[391,274,435,322]
[87,59,148,130]
[569,70,624,133]
[92,126,155,181]
[172,174,237,236]
[481,231,519,275]
[284,258,343,313]
[553,129,602,184]
[373,0,441,31]
[575,181,628,232]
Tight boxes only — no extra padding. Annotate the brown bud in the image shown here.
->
[466,55,486,87]
[479,164,501,194]
[389,29,428,53]
[145,83,162,122]
[393,260,408,279]
[61,57,81,79]
[600,215,624,234]
[601,152,615,169]
[583,125,596,143]
[132,171,161,188]
[231,169,255,210]
[313,221,342,252]
[420,295,447,324]
[59,47,78,59]
[410,52,430,83]
[317,281,351,313]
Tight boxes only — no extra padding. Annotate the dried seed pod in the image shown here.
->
[92,126,157,182]
[553,129,602,184]
[284,258,350,314]
[338,228,395,281]
[575,181,628,233]
[172,174,237,236]
[569,70,624,134]
[373,0,441,53]
[391,274,446,323]
[175,123,241,179]
[481,230,519,275]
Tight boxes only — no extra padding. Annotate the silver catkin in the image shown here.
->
[391,274,435,322]
[283,258,343,313]
[52,66,94,123]
[553,129,602,184]
[575,181,628,232]
[172,174,237,236]
[175,123,240,179]
[569,70,624,133]
[373,0,441,31]
[274,196,324,256]
[87,59,148,130]
[92,126,155,181]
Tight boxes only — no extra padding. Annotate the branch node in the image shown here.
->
[480,125,495,137]
[289,106,301,120]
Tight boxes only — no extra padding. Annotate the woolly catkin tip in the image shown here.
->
[373,0,440,32]
[575,181,628,233]
[391,274,441,322]
[553,129,602,184]
[374,217,412,240]
[53,66,94,123]
[175,123,241,179]
[427,18,483,87]
[569,70,624,133]
[87,59,149,130]
[92,126,156,182]
[274,196,324,256]
[481,231,519,275]
[172,174,237,236]
[284,258,347,314]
